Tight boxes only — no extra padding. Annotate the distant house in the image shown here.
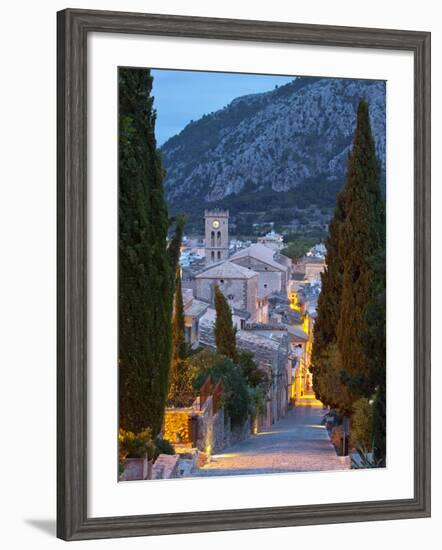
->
[230,243,290,295]
[303,257,325,282]
[293,256,326,283]
[181,288,209,347]
[257,230,284,251]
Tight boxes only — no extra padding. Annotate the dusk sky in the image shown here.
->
[151,69,294,146]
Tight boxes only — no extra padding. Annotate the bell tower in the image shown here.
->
[204,209,229,264]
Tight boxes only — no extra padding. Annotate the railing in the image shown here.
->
[212,379,223,415]
[199,376,212,411]
[199,376,223,415]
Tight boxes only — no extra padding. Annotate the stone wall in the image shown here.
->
[163,409,194,444]
[224,416,251,448]
[196,396,225,454]
[195,272,259,321]
[231,256,283,294]
[152,454,180,479]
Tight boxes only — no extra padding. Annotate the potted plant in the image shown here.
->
[118,428,155,481]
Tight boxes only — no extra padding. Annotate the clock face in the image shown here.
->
[212,220,220,229]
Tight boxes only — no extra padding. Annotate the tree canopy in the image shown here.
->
[118,67,183,436]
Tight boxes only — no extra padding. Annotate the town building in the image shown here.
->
[257,230,284,251]
[194,260,263,322]
[294,256,326,283]
[182,288,209,348]
[230,243,290,295]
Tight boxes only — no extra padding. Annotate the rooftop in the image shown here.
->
[185,298,209,318]
[230,243,288,272]
[195,260,258,280]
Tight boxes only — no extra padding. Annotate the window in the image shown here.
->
[264,284,268,288]
[217,251,221,260]
[220,279,224,284]
[240,319,245,329]
[210,231,215,247]
[228,294,234,300]
[211,251,215,260]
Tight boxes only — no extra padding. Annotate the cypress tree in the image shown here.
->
[118,67,183,436]
[311,191,345,407]
[172,268,187,366]
[311,99,385,419]
[214,285,237,360]
[336,99,385,414]
[168,267,189,403]
[364,248,386,464]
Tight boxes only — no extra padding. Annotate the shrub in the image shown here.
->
[118,428,155,459]
[192,353,250,426]
[248,385,267,418]
[351,398,373,453]
[237,351,269,389]
[154,437,176,459]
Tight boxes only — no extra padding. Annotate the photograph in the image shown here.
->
[117,66,387,481]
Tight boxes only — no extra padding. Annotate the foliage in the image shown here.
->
[282,237,320,260]
[168,266,193,406]
[351,398,373,453]
[236,351,269,389]
[311,192,346,407]
[118,428,155,459]
[192,353,250,426]
[154,437,176,460]
[351,448,384,469]
[248,385,268,418]
[118,67,183,436]
[363,248,386,465]
[236,352,269,418]
[214,285,237,360]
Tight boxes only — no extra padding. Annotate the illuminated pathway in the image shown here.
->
[195,395,349,477]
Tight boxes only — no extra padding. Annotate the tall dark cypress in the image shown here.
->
[214,285,237,360]
[311,191,345,407]
[336,99,385,414]
[168,266,188,399]
[364,248,386,464]
[118,67,182,436]
[311,99,385,419]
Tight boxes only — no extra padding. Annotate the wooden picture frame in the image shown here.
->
[57,8,431,541]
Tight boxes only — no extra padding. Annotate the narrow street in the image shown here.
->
[196,395,349,476]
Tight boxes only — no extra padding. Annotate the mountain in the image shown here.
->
[160,76,386,235]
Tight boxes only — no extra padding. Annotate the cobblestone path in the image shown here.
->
[196,396,349,477]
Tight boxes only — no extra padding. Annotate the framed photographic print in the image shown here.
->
[57,8,431,541]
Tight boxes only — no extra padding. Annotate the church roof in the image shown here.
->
[195,260,258,280]
[230,243,288,272]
